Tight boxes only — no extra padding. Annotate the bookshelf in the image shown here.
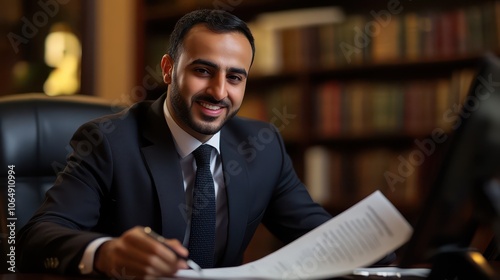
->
[139,0,500,263]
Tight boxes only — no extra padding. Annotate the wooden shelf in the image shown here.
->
[146,0,362,24]
[247,53,489,83]
[313,133,440,147]
[145,0,492,23]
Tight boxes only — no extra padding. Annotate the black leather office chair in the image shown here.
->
[0,93,125,272]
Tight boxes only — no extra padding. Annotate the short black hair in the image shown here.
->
[167,9,255,65]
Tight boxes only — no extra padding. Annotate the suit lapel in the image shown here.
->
[219,134,250,265]
[141,95,187,241]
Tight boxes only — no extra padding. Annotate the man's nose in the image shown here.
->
[207,73,227,101]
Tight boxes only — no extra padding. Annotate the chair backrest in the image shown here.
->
[0,93,125,269]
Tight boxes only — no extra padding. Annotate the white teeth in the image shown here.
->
[200,102,221,110]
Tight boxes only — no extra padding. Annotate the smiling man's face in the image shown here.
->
[162,24,253,142]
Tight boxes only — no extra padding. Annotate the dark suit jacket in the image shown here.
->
[17,94,332,274]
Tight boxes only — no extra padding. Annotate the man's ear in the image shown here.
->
[161,54,174,84]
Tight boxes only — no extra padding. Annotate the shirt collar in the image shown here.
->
[163,98,221,158]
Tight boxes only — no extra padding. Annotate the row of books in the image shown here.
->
[313,68,475,138]
[249,2,500,75]
[238,68,475,139]
[304,146,424,209]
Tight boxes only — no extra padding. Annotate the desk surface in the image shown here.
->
[0,273,427,280]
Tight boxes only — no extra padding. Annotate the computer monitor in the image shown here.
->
[398,53,500,279]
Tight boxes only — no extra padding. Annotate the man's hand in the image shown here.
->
[94,226,189,278]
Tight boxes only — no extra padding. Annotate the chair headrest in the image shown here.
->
[0,93,125,177]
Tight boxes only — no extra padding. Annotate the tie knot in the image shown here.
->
[193,144,212,166]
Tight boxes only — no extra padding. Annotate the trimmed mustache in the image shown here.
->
[194,94,230,108]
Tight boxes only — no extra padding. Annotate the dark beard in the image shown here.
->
[169,79,238,135]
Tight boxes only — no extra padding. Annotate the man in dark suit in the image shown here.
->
[17,9,332,278]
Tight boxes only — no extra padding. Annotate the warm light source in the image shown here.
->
[43,23,81,96]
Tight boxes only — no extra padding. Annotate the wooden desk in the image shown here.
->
[0,274,271,280]
[0,273,427,280]
[1,274,98,280]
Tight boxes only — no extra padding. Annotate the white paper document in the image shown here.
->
[175,190,413,279]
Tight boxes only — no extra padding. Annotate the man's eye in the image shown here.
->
[195,68,210,75]
[228,75,242,82]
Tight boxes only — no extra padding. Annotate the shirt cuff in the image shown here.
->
[78,237,113,274]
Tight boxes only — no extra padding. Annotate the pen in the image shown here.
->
[143,226,202,273]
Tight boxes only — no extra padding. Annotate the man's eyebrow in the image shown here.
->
[191,59,248,78]
[228,67,248,78]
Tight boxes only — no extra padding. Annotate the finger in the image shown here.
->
[133,227,190,273]
[161,239,189,270]
[121,229,181,275]
[113,248,177,277]
[133,227,188,266]
[95,238,161,278]
[101,227,179,277]
[164,238,189,259]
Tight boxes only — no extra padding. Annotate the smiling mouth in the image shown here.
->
[199,101,224,111]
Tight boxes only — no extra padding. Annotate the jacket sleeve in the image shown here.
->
[17,121,113,274]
